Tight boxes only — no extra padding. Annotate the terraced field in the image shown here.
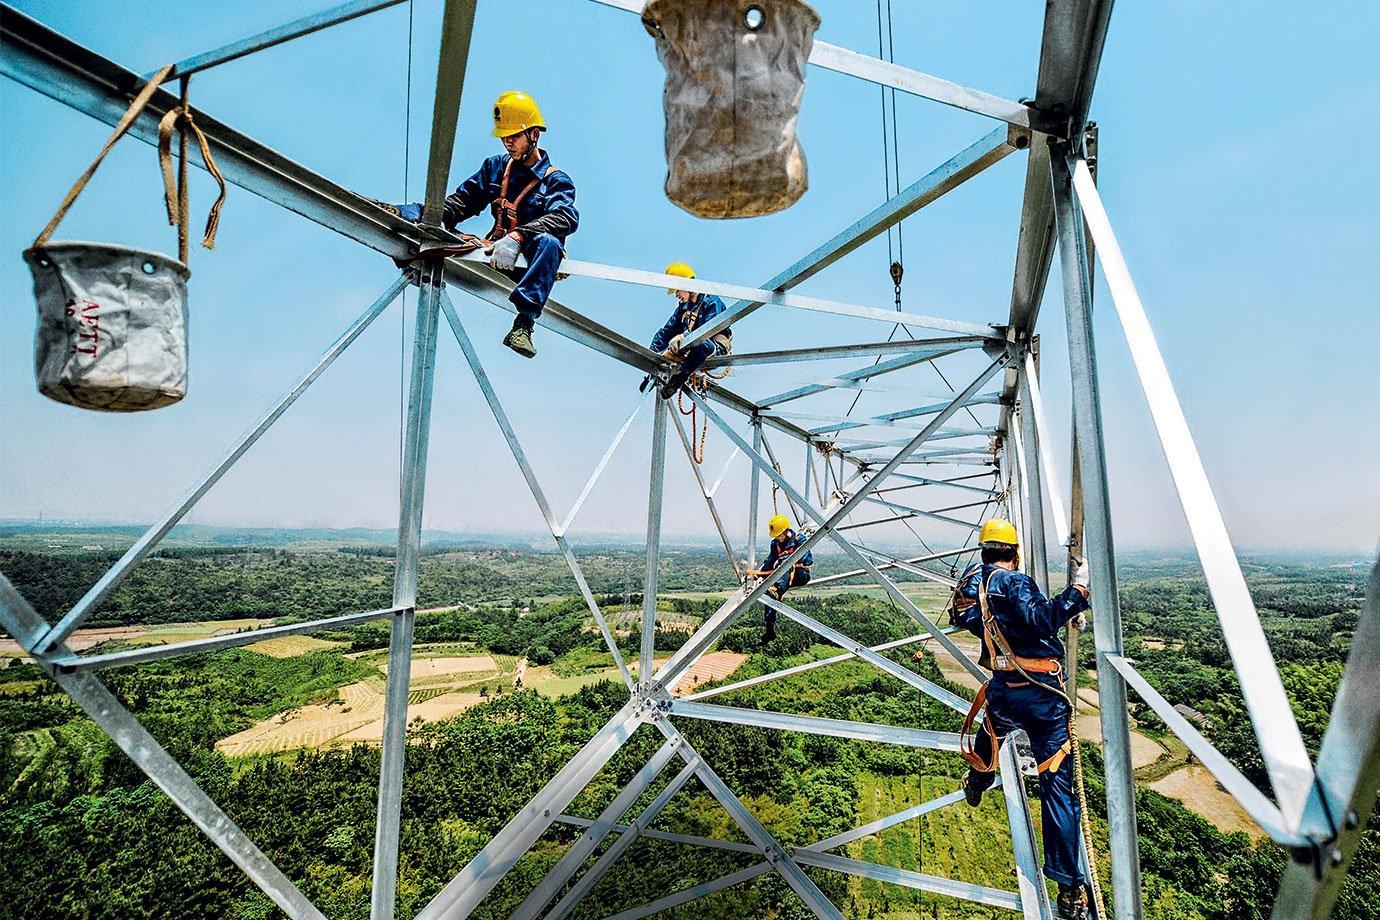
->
[212,641,738,758]
[244,635,346,658]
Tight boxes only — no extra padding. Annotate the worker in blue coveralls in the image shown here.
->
[950,517,1093,919]
[382,90,577,359]
[745,513,812,644]
[647,262,732,399]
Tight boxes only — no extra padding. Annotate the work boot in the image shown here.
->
[963,767,999,807]
[503,315,536,358]
[962,769,987,807]
[1056,884,1087,920]
[659,370,690,400]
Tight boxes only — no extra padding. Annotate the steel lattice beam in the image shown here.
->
[8,6,1367,920]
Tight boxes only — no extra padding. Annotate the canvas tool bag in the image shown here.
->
[642,0,820,218]
[24,64,225,412]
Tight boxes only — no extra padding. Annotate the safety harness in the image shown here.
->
[487,156,557,242]
[673,296,733,463]
[958,569,1073,776]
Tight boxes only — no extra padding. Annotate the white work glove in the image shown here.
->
[1071,555,1090,590]
[1071,611,1087,630]
[665,333,684,359]
[490,233,521,271]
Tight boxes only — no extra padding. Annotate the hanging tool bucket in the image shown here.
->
[24,243,190,411]
[22,64,225,412]
[642,0,820,219]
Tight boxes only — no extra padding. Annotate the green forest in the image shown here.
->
[0,544,1375,919]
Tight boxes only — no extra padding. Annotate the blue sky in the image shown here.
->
[2,0,1377,555]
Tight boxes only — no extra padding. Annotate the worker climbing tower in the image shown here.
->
[2,3,1376,920]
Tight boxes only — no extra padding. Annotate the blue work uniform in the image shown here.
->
[760,528,812,640]
[650,293,732,377]
[441,151,578,320]
[953,562,1090,888]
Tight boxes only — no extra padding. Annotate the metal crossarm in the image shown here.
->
[543,755,704,920]
[1067,155,1316,827]
[653,720,846,920]
[681,126,1020,350]
[588,1,1037,129]
[804,785,996,853]
[509,737,682,920]
[791,849,1023,911]
[669,701,962,751]
[4,5,1372,919]
[1001,733,1055,920]
[372,265,444,920]
[414,700,649,920]
[157,1,409,81]
[54,606,403,672]
[421,0,478,226]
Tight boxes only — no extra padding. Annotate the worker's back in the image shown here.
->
[957,564,1083,667]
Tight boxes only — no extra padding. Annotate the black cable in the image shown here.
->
[398,0,414,493]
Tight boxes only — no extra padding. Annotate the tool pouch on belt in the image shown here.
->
[710,330,732,354]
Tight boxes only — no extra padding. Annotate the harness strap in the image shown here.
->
[1038,739,1073,774]
[489,157,556,241]
[960,569,1074,774]
[35,65,175,249]
[979,572,1062,674]
[960,683,1000,773]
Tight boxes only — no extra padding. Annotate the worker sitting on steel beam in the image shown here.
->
[745,514,812,643]
[385,90,578,359]
[648,262,731,399]
[950,518,1093,919]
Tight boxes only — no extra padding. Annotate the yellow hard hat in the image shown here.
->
[768,514,791,539]
[492,90,545,138]
[665,261,695,294]
[978,518,1019,548]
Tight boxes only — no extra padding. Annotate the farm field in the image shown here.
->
[844,773,1018,911]
[1151,764,1264,838]
[0,617,272,657]
[674,650,749,694]
[244,634,345,658]
[216,644,517,756]
[1,547,1373,919]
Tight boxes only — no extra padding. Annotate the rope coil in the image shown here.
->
[671,312,730,464]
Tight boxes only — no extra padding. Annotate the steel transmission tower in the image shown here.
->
[1,3,1376,920]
